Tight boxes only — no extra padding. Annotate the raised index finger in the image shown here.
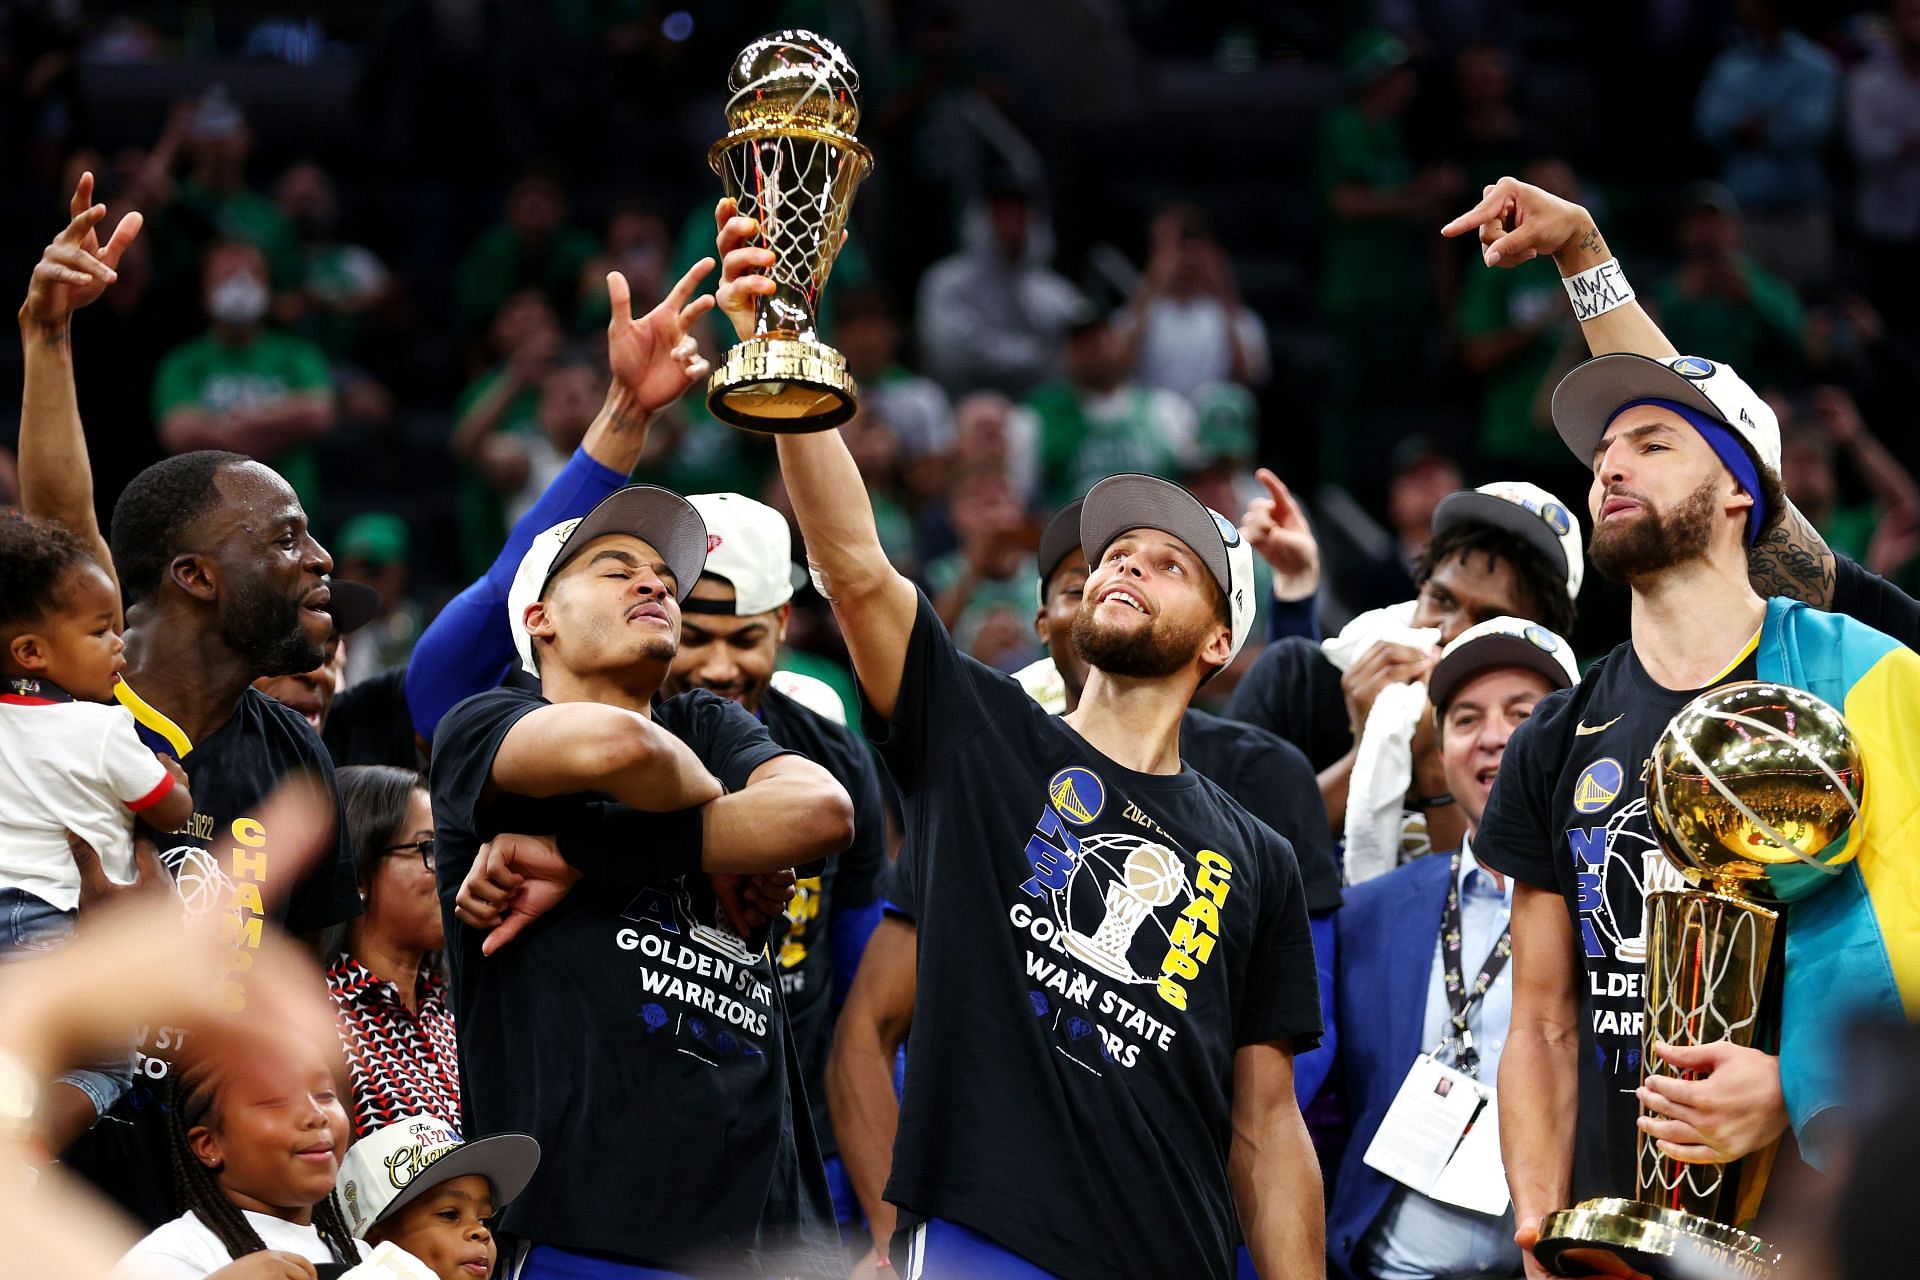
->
[1441,183,1512,238]
[70,170,94,219]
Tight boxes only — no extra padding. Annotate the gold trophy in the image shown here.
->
[1537,681,1863,1279]
[706,30,873,433]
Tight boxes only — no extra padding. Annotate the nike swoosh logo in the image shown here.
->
[1575,714,1624,736]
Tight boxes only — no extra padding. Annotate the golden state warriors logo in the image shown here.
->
[1540,502,1572,536]
[1048,766,1105,826]
[1673,356,1715,379]
[1574,757,1624,814]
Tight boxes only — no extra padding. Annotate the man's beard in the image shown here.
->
[1589,477,1718,583]
[224,576,324,678]
[1070,598,1206,680]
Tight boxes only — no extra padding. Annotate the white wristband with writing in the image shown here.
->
[1562,258,1634,322]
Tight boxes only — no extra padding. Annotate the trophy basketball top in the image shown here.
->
[723,30,863,138]
[1648,681,1864,903]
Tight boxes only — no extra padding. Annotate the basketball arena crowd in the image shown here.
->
[4,3,1920,1279]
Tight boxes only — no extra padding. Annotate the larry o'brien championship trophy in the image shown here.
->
[1538,682,1864,1279]
[706,30,873,432]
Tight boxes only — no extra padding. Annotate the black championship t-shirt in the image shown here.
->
[1474,638,1759,1199]
[1834,554,1920,651]
[1181,708,1342,912]
[759,686,888,1159]
[874,594,1321,1280]
[67,685,362,1226]
[430,686,839,1276]
[1223,635,1353,772]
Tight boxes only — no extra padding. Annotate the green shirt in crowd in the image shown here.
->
[1317,104,1421,320]
[152,329,332,511]
[1455,259,1571,465]
[1652,258,1804,378]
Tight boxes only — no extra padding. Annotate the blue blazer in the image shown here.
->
[1326,851,1456,1280]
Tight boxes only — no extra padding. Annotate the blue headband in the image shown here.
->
[1607,397,1764,544]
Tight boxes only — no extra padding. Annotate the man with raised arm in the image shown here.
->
[1443,177,1920,1279]
[430,484,855,1279]
[717,201,1325,1280]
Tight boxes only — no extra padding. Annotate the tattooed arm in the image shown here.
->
[1747,499,1836,608]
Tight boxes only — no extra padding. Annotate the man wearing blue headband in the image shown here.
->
[1443,177,1920,1280]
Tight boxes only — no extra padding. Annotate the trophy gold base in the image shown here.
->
[1537,1197,1781,1279]
[706,336,858,433]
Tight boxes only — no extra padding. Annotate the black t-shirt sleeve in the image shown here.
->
[859,589,1001,791]
[1833,554,1920,652]
[428,688,549,877]
[1224,637,1351,773]
[655,689,793,791]
[282,729,366,935]
[1471,706,1562,892]
[1235,830,1323,1052]
[1233,733,1342,912]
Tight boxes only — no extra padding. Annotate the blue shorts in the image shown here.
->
[900,1219,1056,1279]
[517,1245,690,1279]
[0,888,133,1118]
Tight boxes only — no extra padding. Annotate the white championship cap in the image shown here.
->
[1430,480,1586,602]
[1550,353,1781,476]
[685,492,805,617]
[335,1114,540,1240]
[508,485,709,676]
[1078,473,1256,676]
[1427,615,1579,713]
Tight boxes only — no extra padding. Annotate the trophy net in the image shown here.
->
[1638,888,1777,1218]
[713,130,869,343]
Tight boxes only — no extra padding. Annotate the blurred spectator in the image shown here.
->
[1846,0,1920,327]
[1448,45,1541,190]
[1318,30,1463,479]
[502,349,605,528]
[273,160,394,363]
[575,200,670,332]
[451,289,564,579]
[153,240,337,513]
[1653,183,1806,378]
[1693,0,1841,288]
[149,87,301,289]
[1456,159,1584,475]
[335,512,425,687]
[1027,307,1198,507]
[0,1,84,180]
[914,183,1083,396]
[455,168,597,336]
[1780,386,1920,582]
[945,390,1037,511]
[1119,204,1271,403]
[924,468,1037,670]
[1346,440,1466,615]
[328,766,460,1140]
[837,287,955,463]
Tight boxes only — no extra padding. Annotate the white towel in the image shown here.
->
[1322,602,1441,886]
[341,1242,440,1280]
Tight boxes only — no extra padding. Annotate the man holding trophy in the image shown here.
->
[1445,179,1920,1278]
[706,31,1327,1280]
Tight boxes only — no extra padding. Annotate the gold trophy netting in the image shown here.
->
[1637,893,1768,1207]
[717,132,864,338]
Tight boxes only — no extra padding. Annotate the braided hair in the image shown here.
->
[165,1066,360,1266]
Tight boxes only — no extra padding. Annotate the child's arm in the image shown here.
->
[140,754,193,835]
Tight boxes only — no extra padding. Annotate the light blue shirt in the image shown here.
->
[1358,839,1521,1280]
[1694,30,1840,209]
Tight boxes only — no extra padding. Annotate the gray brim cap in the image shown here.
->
[1078,473,1255,667]
[1037,499,1087,602]
[1428,616,1579,712]
[1549,352,1781,475]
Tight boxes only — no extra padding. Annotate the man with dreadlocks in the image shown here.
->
[111,1040,364,1279]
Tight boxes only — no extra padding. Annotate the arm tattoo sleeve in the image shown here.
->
[1747,500,1836,608]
